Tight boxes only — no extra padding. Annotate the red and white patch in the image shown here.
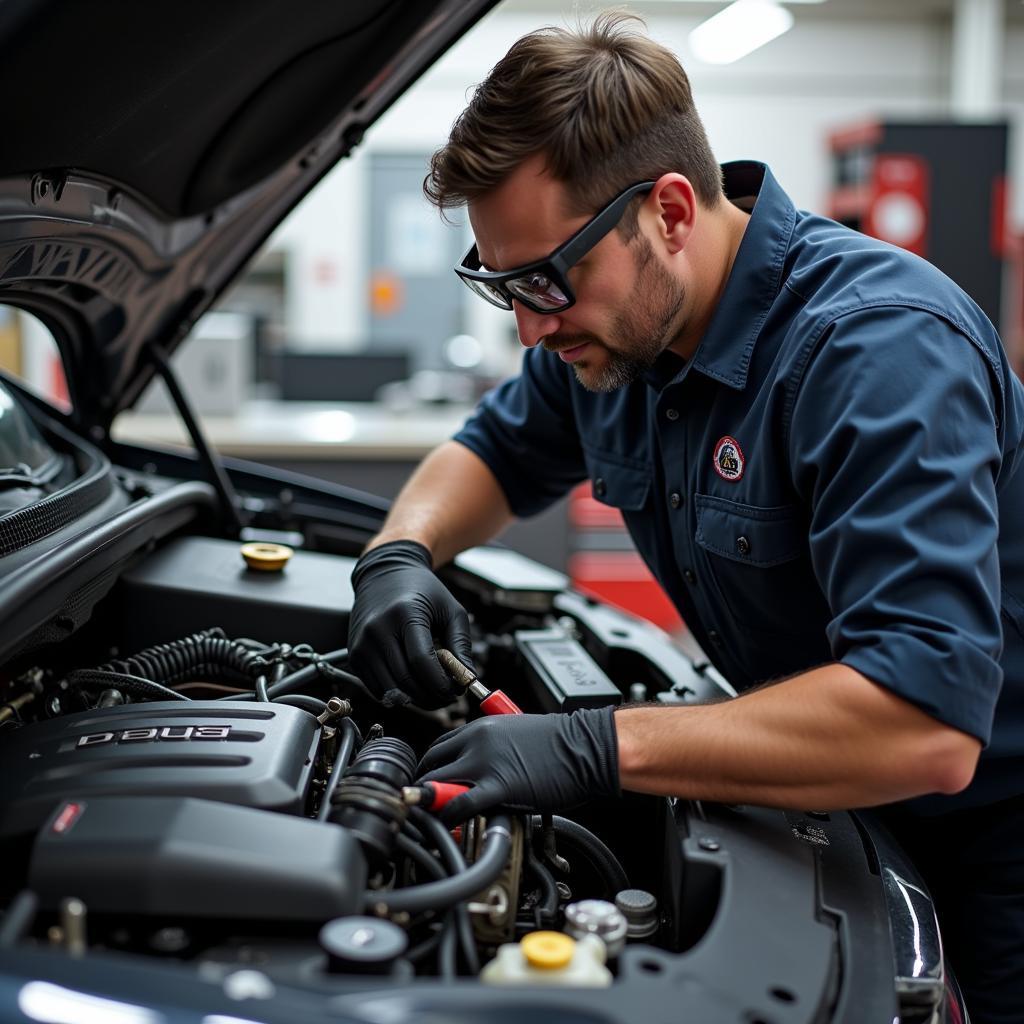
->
[713,436,745,481]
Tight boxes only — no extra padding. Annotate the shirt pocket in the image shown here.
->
[694,493,828,636]
[582,450,652,511]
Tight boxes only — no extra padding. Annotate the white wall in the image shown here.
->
[274,3,1022,352]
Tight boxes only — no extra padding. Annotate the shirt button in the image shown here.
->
[684,569,697,585]
[593,478,606,499]
[736,535,751,556]
[708,630,723,647]
[665,407,679,421]
[669,492,682,509]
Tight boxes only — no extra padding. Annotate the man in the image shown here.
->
[346,14,1024,1020]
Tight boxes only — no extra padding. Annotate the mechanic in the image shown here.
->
[346,15,1024,1020]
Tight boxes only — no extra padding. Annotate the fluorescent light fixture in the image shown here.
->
[689,0,795,64]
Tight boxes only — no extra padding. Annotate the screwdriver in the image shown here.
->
[436,648,523,716]
[402,651,524,815]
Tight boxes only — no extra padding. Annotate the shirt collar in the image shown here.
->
[644,161,797,393]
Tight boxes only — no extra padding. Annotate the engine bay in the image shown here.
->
[0,528,902,1022]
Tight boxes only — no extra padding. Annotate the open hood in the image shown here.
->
[0,0,496,430]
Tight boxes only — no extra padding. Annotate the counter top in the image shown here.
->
[113,399,474,460]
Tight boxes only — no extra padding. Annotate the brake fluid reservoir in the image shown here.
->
[480,930,612,987]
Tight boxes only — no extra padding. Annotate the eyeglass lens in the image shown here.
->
[464,276,512,309]
[505,271,569,311]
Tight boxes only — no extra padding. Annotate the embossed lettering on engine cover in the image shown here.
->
[76,726,232,747]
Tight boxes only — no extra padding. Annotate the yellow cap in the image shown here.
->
[520,931,575,970]
[240,542,294,572]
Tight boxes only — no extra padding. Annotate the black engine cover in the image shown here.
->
[30,796,366,922]
[0,701,319,837]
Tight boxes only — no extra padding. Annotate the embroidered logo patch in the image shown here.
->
[713,436,744,481]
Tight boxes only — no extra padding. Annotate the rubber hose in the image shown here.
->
[318,718,361,822]
[438,913,458,980]
[365,815,513,915]
[273,693,328,714]
[66,670,190,703]
[396,834,447,881]
[525,845,559,922]
[219,649,362,702]
[532,815,630,893]
[408,808,480,975]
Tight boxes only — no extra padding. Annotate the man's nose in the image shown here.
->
[513,302,562,349]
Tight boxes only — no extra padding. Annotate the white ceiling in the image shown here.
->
[504,0,1024,25]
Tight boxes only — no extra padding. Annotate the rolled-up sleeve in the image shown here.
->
[453,346,587,518]
[789,305,1005,743]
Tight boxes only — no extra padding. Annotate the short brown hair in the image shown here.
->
[424,12,722,235]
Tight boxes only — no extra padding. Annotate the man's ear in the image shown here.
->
[647,174,696,255]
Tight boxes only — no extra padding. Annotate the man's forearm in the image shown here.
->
[616,663,981,809]
[367,440,514,566]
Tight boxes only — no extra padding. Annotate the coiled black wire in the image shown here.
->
[97,628,272,688]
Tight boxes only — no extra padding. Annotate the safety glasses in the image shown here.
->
[455,180,655,314]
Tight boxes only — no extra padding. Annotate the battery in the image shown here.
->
[513,627,622,712]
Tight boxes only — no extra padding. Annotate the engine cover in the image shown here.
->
[30,796,367,922]
[0,701,319,837]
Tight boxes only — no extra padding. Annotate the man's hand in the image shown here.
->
[348,539,472,709]
[416,707,620,824]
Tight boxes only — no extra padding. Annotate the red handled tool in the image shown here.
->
[408,651,523,816]
[436,649,523,716]
[402,780,469,812]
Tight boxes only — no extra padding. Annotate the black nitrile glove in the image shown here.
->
[416,707,620,824]
[348,539,473,709]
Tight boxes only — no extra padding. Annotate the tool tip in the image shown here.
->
[436,648,475,687]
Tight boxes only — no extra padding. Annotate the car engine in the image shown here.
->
[0,530,939,1023]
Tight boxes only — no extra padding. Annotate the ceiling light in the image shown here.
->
[689,0,795,64]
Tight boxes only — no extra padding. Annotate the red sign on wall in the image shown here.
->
[865,154,930,258]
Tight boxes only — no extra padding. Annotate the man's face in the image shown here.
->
[468,157,686,393]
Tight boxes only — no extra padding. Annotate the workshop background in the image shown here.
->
[2,0,1022,637]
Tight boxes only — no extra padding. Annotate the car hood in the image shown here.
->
[0,0,495,429]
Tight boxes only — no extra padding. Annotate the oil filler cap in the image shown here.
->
[521,931,575,970]
[240,542,294,572]
[319,917,407,974]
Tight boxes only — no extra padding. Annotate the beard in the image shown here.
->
[544,237,685,393]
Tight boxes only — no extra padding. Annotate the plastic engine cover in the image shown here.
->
[0,701,319,837]
[30,795,367,921]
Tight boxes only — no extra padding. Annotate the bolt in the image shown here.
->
[698,837,721,852]
[556,881,573,902]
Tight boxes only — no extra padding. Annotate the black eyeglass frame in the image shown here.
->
[455,180,656,314]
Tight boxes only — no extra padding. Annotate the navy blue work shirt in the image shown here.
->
[454,161,1024,816]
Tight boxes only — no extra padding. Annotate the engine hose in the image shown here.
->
[365,814,513,915]
[318,719,362,823]
[97,628,269,688]
[531,815,630,894]
[438,913,458,980]
[408,808,480,975]
[218,649,363,702]
[525,845,559,923]
[255,674,270,702]
[406,926,444,964]
[65,670,190,703]
[396,833,447,881]
[274,693,328,714]
[330,737,416,863]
